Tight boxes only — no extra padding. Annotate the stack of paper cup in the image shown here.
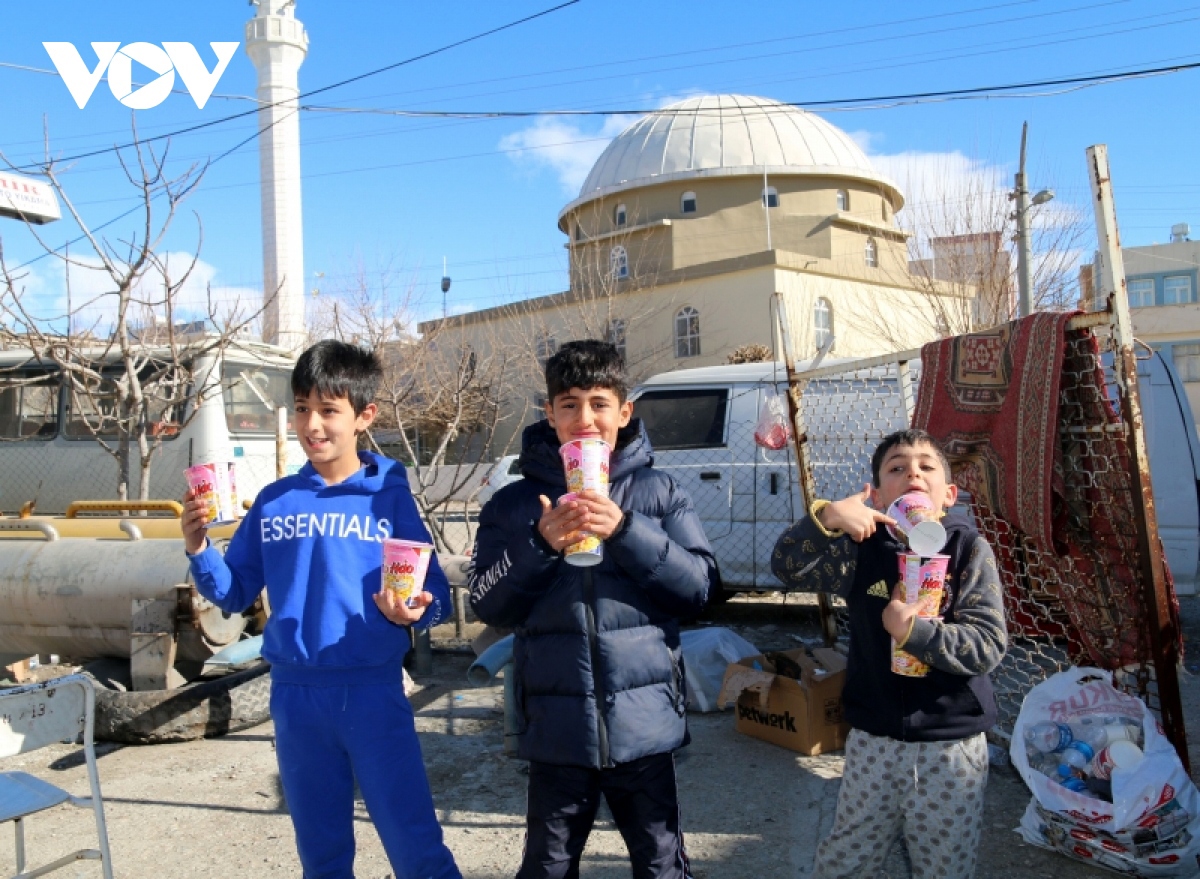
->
[891,553,950,677]
[886,492,947,557]
[185,462,239,527]
[382,539,434,607]
[558,439,611,567]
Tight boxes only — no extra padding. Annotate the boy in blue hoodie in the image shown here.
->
[470,340,717,879]
[182,340,461,879]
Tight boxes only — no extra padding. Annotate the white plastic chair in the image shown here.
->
[0,674,114,879]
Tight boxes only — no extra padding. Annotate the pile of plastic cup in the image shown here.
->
[1023,717,1145,798]
[381,539,434,606]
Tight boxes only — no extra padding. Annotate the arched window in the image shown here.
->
[762,186,778,208]
[814,298,833,351]
[681,191,697,214]
[864,236,878,268]
[606,318,627,361]
[614,203,627,227]
[574,224,583,242]
[836,189,849,212]
[610,246,629,280]
[675,307,701,358]
[881,199,890,221]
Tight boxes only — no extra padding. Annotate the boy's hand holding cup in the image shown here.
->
[376,539,435,625]
[555,439,613,567]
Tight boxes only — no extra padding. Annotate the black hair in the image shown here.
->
[545,339,628,403]
[870,429,952,487]
[291,340,381,415]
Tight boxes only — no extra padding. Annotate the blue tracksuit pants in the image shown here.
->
[270,664,461,879]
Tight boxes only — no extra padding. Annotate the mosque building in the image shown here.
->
[419,95,973,454]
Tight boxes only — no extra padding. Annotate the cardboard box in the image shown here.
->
[717,647,850,755]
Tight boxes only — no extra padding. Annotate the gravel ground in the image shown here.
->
[2,594,1199,878]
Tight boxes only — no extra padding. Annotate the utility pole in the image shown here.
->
[1014,123,1033,318]
[1012,122,1054,318]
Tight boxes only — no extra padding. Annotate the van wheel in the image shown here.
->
[84,660,271,745]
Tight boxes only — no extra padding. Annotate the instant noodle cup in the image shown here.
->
[558,492,603,567]
[890,553,950,677]
[559,439,611,496]
[185,462,238,527]
[886,492,947,557]
[382,539,434,606]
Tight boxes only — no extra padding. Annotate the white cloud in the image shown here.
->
[498,92,706,195]
[499,116,634,195]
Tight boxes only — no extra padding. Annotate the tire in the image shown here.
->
[86,661,272,745]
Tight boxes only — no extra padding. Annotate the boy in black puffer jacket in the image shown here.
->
[772,429,1007,879]
[469,340,716,879]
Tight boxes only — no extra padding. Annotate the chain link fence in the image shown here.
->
[781,310,1186,750]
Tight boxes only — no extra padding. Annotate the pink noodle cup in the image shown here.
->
[559,438,611,496]
[185,462,238,527]
[890,553,950,677]
[382,539,435,607]
[557,493,604,567]
[886,491,947,557]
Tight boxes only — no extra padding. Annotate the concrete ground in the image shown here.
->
[2,596,1199,878]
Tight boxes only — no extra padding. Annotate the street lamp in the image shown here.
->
[440,257,451,317]
[1012,123,1055,318]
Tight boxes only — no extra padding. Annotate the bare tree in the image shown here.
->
[726,343,773,364]
[313,260,536,552]
[844,157,1088,350]
[0,131,261,502]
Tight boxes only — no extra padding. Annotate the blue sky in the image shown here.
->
[2,0,1199,328]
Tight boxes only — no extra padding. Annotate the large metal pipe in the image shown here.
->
[0,536,248,663]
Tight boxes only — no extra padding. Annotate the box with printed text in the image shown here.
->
[717,646,849,755]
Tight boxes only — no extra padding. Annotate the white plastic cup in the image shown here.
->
[1092,740,1145,780]
[382,539,434,606]
[886,492,948,557]
[185,463,238,527]
[559,439,611,496]
[890,553,950,677]
[558,492,603,567]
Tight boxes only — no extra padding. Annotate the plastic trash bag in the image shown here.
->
[1011,666,1200,876]
[753,390,792,451]
[680,628,759,713]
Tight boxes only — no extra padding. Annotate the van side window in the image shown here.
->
[0,372,59,439]
[633,389,728,449]
[223,365,294,434]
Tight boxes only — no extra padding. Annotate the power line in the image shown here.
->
[6,0,581,173]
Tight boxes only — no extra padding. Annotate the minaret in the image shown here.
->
[245,0,309,351]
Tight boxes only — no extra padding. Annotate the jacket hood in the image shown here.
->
[518,418,654,489]
[297,450,410,492]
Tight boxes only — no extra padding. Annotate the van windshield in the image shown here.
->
[634,389,728,449]
[223,364,293,434]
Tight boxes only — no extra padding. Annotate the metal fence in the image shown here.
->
[776,301,1187,757]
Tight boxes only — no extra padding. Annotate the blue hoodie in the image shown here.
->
[187,451,451,675]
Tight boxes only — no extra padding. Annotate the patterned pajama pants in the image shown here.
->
[811,729,989,879]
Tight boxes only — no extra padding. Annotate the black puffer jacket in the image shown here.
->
[468,419,717,769]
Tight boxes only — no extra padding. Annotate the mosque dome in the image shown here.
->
[558,94,902,227]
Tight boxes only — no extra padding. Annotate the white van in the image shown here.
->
[632,354,1200,597]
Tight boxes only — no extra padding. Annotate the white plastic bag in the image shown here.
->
[680,628,759,713]
[753,390,791,451]
[1011,666,1200,876]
